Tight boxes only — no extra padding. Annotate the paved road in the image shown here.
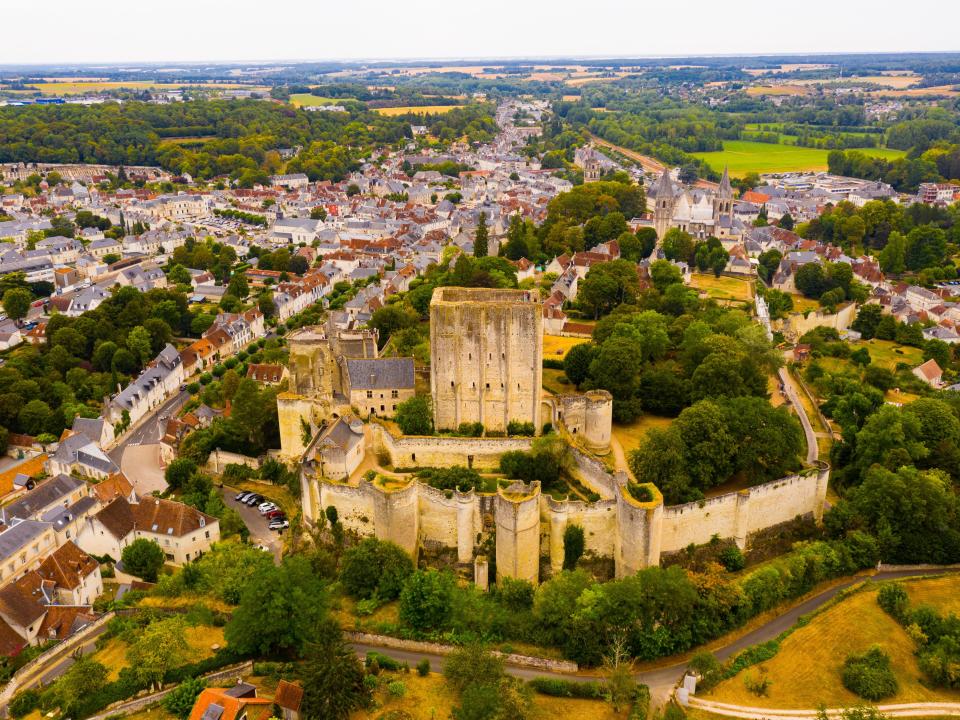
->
[109,390,190,495]
[350,568,960,703]
[8,568,956,714]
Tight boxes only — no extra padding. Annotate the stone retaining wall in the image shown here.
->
[346,631,578,673]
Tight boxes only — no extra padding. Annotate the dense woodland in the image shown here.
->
[0,100,495,184]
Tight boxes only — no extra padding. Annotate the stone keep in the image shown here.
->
[430,287,543,434]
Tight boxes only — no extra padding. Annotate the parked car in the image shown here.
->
[265,510,286,520]
[257,501,276,511]
[244,494,263,506]
[269,520,290,531]
[235,491,252,502]
[258,503,279,515]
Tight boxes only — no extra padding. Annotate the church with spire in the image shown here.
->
[651,166,743,242]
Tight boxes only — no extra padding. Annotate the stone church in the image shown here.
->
[652,166,744,242]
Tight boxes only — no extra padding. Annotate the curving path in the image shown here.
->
[349,568,960,706]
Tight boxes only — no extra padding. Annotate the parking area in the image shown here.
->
[219,485,288,563]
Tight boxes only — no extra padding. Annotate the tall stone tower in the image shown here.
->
[713,165,734,226]
[653,167,677,242]
[430,287,543,434]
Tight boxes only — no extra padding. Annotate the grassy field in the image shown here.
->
[707,576,960,709]
[91,625,224,681]
[693,140,906,177]
[374,105,460,116]
[788,293,822,313]
[347,671,626,720]
[817,339,923,374]
[544,334,589,360]
[289,93,341,107]
[612,415,674,455]
[690,273,753,303]
[542,367,573,395]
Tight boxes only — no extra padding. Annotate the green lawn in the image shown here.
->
[693,140,906,177]
[289,93,340,107]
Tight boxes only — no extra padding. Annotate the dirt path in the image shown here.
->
[778,367,818,465]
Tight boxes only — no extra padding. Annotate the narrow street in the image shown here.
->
[108,389,190,496]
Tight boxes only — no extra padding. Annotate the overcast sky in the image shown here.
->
[3,0,958,65]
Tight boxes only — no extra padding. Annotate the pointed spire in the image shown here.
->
[719,165,732,196]
[655,167,675,199]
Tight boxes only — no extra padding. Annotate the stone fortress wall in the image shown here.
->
[306,436,830,584]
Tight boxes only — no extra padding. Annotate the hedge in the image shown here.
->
[527,677,605,699]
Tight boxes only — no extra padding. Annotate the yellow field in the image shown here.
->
[747,85,811,96]
[24,81,266,95]
[788,294,822,313]
[374,105,460,116]
[690,273,753,302]
[612,415,674,455]
[544,334,589,360]
[348,671,626,720]
[707,577,960,709]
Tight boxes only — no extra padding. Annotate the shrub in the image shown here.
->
[494,576,535,612]
[366,651,404,673]
[877,584,910,621]
[221,463,256,484]
[689,651,723,691]
[415,466,483,492]
[627,482,653,502]
[455,422,484,437]
[187,382,200,394]
[718,545,745,572]
[387,680,407,698]
[527,677,605,699]
[630,684,651,720]
[562,524,585,571]
[743,671,771,697]
[842,646,898,700]
[163,677,205,719]
[507,420,536,436]
[9,689,40,718]
[416,659,430,676]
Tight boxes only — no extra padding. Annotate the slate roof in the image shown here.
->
[1,475,84,523]
[345,357,415,391]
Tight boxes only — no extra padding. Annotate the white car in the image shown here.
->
[258,503,278,515]
[269,519,289,531]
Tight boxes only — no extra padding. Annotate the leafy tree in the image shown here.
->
[369,304,418,348]
[121,538,165,582]
[395,395,433,435]
[300,619,371,720]
[563,524,585,571]
[54,656,108,715]
[127,616,190,690]
[2,288,31,323]
[563,343,595,389]
[225,555,328,657]
[842,646,898,700]
[578,260,641,318]
[662,228,694,263]
[126,325,154,367]
[444,643,505,693]
[649,260,682,293]
[340,538,414,601]
[164,457,198,490]
[399,569,455,631]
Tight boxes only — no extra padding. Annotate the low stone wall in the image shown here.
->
[369,422,532,471]
[570,446,621,500]
[346,631,578,673]
[206,448,261,475]
[85,661,254,720]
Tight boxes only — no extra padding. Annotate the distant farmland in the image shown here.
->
[289,93,341,107]
[693,140,906,177]
[374,105,459,116]
[22,81,266,95]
